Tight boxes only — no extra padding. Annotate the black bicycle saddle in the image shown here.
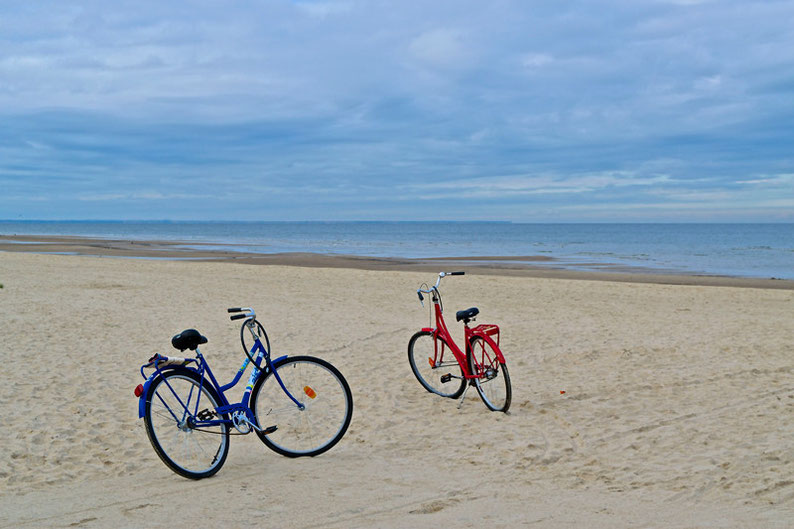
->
[456,307,479,323]
[171,329,208,351]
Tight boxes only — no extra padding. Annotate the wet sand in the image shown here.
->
[1,234,791,289]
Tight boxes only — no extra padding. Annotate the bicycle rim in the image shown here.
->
[408,331,465,398]
[145,372,229,478]
[251,356,353,457]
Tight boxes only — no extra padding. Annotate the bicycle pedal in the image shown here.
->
[261,425,278,435]
[197,409,216,421]
[440,373,452,384]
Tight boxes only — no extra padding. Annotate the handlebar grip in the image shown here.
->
[228,307,242,313]
[230,313,247,320]
[449,271,465,276]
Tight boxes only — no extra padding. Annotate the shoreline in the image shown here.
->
[1,233,792,289]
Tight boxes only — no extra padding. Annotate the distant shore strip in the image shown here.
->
[1,234,791,290]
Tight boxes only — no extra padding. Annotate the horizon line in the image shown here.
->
[1,219,794,225]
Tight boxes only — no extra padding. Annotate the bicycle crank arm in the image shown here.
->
[234,413,278,435]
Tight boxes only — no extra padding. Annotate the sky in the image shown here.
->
[1,0,793,222]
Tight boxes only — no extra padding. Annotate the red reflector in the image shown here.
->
[134,384,144,398]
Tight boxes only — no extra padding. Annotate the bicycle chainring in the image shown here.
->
[231,411,252,434]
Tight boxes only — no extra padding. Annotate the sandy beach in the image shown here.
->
[1,248,793,528]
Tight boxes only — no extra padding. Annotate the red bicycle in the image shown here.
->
[408,271,511,412]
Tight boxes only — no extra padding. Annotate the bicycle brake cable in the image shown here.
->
[419,282,432,328]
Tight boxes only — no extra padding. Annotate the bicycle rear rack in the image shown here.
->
[471,324,500,346]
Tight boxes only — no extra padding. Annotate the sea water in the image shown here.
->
[0,221,791,279]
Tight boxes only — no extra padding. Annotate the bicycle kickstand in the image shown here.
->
[457,381,472,409]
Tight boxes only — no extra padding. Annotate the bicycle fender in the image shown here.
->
[137,365,201,419]
[270,355,289,367]
[249,355,289,386]
[138,374,156,418]
[472,333,506,364]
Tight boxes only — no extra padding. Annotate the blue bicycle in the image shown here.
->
[135,307,353,479]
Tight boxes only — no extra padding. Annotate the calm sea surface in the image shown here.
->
[1,221,792,279]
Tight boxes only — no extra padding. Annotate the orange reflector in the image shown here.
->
[428,357,435,368]
[304,386,317,399]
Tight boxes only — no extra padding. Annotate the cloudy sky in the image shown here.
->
[1,0,792,221]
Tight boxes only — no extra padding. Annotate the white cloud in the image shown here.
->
[24,140,51,150]
[77,192,201,201]
[737,174,794,185]
[662,0,716,5]
[521,53,553,69]
[413,172,675,198]
[408,28,470,69]
[694,75,722,90]
[295,1,353,18]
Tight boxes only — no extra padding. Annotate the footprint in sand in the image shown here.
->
[409,498,460,514]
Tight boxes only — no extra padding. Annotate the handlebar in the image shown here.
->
[416,271,464,307]
[417,271,464,292]
[228,307,255,321]
[228,307,271,364]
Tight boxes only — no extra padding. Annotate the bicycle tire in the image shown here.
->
[408,330,466,399]
[467,336,512,412]
[250,356,353,458]
[143,368,230,479]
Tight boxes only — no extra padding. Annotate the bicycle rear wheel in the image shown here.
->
[408,331,465,398]
[143,368,230,479]
[250,356,353,457]
[467,337,511,412]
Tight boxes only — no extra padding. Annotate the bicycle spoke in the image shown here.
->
[150,407,178,423]
[260,404,303,416]
[144,372,229,479]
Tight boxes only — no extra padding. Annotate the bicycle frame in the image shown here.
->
[137,331,302,430]
[421,286,505,380]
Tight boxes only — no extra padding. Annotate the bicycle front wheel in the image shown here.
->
[467,337,512,412]
[408,331,465,398]
[143,368,230,479]
[250,356,353,458]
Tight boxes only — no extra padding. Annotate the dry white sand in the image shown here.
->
[1,251,792,528]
